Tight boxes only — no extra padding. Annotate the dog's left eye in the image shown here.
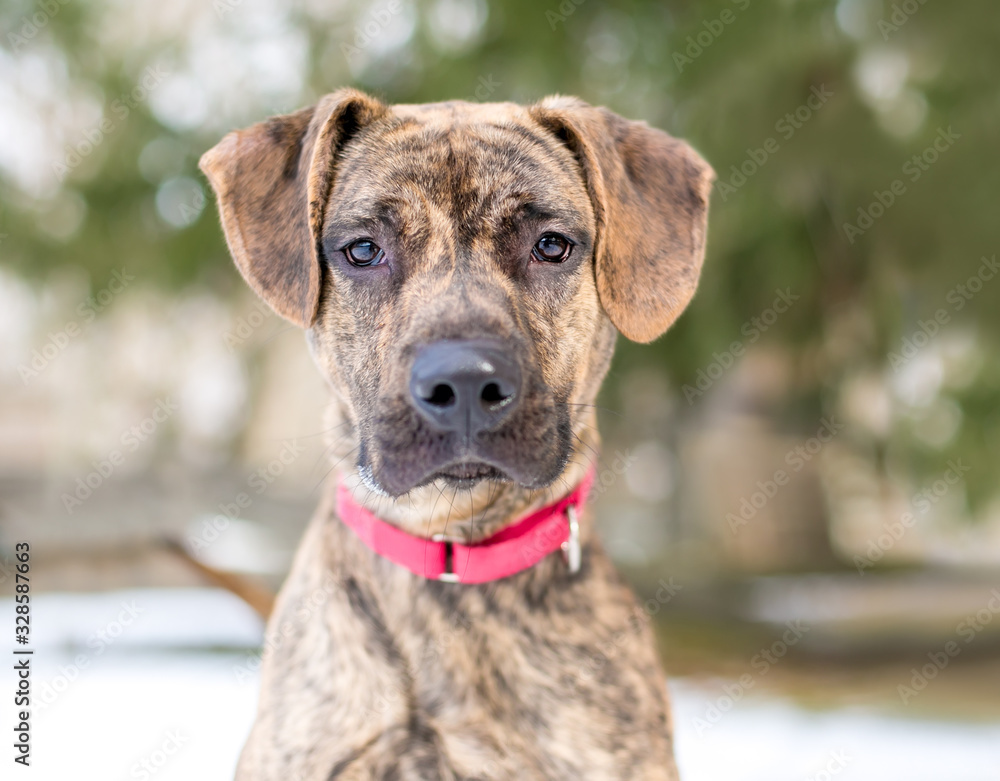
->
[343,239,385,267]
[531,233,573,263]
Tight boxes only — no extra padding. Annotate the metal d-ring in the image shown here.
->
[561,505,581,575]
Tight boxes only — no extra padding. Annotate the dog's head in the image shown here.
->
[201,90,712,499]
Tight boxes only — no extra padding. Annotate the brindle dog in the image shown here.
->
[200,89,712,780]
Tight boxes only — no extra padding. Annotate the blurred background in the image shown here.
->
[2,0,1000,778]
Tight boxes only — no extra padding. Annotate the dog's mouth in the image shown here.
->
[362,403,571,497]
[359,365,573,497]
[433,461,511,487]
[364,429,570,496]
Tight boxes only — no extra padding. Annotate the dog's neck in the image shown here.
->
[324,407,601,543]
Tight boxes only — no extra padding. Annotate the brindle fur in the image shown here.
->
[200,89,713,780]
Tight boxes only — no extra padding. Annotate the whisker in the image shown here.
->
[288,420,353,441]
[257,323,299,347]
[310,443,360,496]
[309,431,358,477]
[556,401,624,418]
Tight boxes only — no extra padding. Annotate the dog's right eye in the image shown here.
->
[343,240,385,267]
[531,233,573,263]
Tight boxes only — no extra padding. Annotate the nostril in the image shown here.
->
[425,383,456,408]
[480,381,511,409]
[410,342,521,432]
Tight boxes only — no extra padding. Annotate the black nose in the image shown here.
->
[410,340,522,436]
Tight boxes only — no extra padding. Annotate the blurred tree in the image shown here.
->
[1,0,998,536]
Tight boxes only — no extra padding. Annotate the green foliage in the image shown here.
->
[2,0,997,511]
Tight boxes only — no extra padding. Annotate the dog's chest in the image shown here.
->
[239,519,676,780]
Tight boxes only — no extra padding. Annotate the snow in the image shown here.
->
[4,588,999,779]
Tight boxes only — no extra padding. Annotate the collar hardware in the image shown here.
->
[561,505,581,575]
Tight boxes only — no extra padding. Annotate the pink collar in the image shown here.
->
[336,468,596,584]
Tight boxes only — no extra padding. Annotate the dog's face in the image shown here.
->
[311,101,609,496]
[201,91,712,498]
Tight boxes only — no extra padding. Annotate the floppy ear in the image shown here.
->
[530,97,714,343]
[199,89,388,328]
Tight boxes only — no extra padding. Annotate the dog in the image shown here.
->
[200,89,712,780]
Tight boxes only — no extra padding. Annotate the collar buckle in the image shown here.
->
[432,534,463,583]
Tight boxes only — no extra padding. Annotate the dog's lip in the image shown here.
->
[368,410,570,495]
[373,451,557,496]
[433,460,510,483]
